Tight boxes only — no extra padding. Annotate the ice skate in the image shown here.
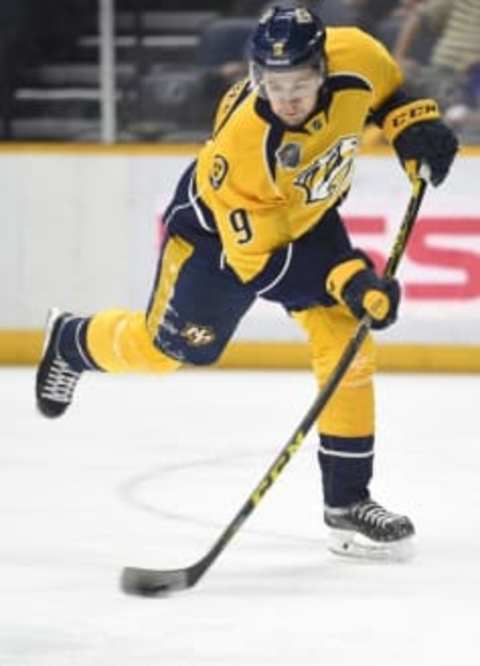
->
[36,308,82,418]
[324,498,415,561]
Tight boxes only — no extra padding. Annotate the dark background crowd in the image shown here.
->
[1,0,479,143]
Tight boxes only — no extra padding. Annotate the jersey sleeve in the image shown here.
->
[211,78,252,137]
[327,27,404,112]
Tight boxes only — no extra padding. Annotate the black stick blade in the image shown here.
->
[121,566,190,597]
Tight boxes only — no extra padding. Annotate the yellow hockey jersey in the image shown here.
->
[195,27,404,283]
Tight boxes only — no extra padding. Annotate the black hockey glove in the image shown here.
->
[342,270,400,330]
[394,119,458,187]
[381,97,458,186]
[326,257,400,330]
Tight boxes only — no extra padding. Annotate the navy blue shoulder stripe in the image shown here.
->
[328,74,372,94]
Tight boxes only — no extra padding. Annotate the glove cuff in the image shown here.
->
[326,258,368,303]
[383,98,440,144]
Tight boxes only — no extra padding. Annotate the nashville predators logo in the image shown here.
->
[294,136,359,203]
[181,323,216,347]
[209,154,229,190]
[273,41,285,57]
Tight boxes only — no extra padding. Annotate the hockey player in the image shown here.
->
[35,6,457,559]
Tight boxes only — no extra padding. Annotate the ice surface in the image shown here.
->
[1,368,479,666]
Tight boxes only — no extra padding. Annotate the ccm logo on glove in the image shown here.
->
[383,99,440,141]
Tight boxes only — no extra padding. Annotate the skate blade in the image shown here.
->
[327,529,415,562]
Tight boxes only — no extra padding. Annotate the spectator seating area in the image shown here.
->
[4,3,238,142]
[1,0,479,143]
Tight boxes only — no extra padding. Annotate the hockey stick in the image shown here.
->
[121,175,428,596]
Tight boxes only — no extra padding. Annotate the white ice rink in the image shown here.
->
[1,368,479,666]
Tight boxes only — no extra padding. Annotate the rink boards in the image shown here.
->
[0,143,479,371]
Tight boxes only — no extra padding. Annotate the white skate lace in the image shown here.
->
[41,357,80,404]
[353,501,398,529]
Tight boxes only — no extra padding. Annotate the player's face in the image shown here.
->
[262,67,322,126]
